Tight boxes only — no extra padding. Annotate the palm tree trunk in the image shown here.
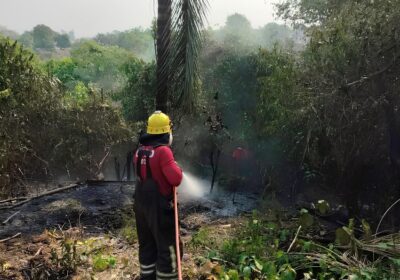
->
[156,0,172,113]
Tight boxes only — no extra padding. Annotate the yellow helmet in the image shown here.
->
[147,111,171,134]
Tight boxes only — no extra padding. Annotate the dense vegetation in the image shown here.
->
[0,36,131,197]
[0,15,298,194]
[1,1,400,278]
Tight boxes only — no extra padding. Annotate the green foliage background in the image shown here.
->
[0,36,131,197]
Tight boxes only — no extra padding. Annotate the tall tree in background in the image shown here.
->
[156,0,172,113]
[156,0,208,114]
[55,34,71,49]
[33,24,55,50]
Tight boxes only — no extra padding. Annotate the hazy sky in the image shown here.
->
[0,0,280,37]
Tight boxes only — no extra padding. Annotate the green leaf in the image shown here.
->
[316,200,330,215]
[266,222,278,230]
[262,261,277,276]
[280,229,289,242]
[390,258,400,267]
[227,269,239,280]
[349,274,361,280]
[300,208,309,214]
[299,210,314,227]
[207,250,218,259]
[279,264,296,280]
[92,255,117,271]
[243,266,252,277]
[93,256,108,272]
[335,227,351,245]
[361,219,372,240]
[275,250,288,265]
[377,243,390,249]
[107,256,116,267]
[254,258,263,270]
[0,88,11,99]
[239,254,249,264]
[303,272,313,280]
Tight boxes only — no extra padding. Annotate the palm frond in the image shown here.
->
[169,0,209,114]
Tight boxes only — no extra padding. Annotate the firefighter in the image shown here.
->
[232,146,250,202]
[134,111,183,280]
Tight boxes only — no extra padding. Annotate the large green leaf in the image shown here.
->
[299,209,314,227]
[335,227,351,245]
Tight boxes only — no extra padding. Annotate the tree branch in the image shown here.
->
[0,183,79,210]
[2,210,21,224]
[0,232,21,243]
[345,54,400,88]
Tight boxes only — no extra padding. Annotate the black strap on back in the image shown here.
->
[136,149,153,181]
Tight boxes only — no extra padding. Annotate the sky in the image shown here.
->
[0,0,280,38]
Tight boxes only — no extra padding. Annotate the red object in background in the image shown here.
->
[232,147,249,161]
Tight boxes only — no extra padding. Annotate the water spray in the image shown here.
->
[179,171,209,200]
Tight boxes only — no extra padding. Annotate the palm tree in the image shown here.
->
[156,0,172,113]
[156,0,208,114]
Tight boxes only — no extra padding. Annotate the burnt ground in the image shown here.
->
[0,181,260,240]
[0,181,260,279]
[0,183,136,239]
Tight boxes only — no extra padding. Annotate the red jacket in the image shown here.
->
[232,147,249,161]
[134,145,183,197]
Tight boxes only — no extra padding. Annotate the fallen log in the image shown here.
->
[0,183,81,210]
[0,197,28,204]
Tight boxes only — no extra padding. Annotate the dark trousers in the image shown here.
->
[135,181,180,280]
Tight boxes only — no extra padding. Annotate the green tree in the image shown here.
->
[70,41,133,91]
[95,32,119,46]
[0,37,131,196]
[0,36,60,193]
[33,24,55,50]
[117,28,154,59]
[18,31,34,48]
[275,0,348,26]
[222,14,254,51]
[202,52,258,139]
[95,28,155,61]
[256,23,296,49]
[0,25,19,39]
[47,57,78,88]
[275,0,400,215]
[119,60,156,121]
[225,13,252,35]
[55,33,71,48]
[255,47,304,142]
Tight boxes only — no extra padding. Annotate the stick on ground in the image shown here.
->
[2,210,21,224]
[0,183,80,210]
[0,197,28,204]
[0,232,21,243]
[287,226,302,253]
[33,247,43,258]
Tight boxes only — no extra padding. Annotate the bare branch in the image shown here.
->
[0,232,21,243]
